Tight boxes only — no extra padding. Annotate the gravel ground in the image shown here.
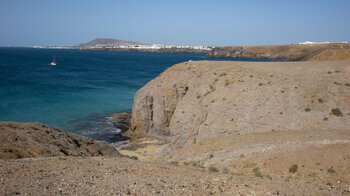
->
[1,156,350,195]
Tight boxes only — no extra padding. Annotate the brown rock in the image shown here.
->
[130,60,350,150]
[0,122,119,159]
[109,112,132,132]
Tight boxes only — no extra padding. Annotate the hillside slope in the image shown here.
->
[308,49,350,61]
[206,43,350,61]
[0,122,119,159]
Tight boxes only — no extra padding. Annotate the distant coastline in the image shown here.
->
[30,38,350,60]
[32,38,213,53]
[80,47,208,53]
[30,46,210,53]
[207,43,350,61]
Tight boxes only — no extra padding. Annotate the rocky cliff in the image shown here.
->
[130,60,350,150]
[206,43,350,61]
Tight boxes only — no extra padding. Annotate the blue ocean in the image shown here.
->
[0,48,273,141]
[0,48,238,139]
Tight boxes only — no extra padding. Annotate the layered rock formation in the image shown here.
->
[206,43,350,61]
[130,60,350,150]
[0,122,119,159]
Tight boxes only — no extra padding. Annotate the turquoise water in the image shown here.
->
[0,48,271,140]
[0,48,221,138]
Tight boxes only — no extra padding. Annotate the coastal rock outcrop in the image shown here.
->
[130,60,350,150]
[0,122,119,159]
[206,43,350,61]
[130,65,192,138]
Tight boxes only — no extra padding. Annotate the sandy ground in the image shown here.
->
[118,138,166,161]
[1,129,350,195]
[1,156,350,196]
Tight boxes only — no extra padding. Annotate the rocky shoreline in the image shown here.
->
[1,59,350,195]
[0,122,119,159]
[206,43,350,61]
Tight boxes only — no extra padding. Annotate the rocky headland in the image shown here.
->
[207,43,350,61]
[126,59,350,194]
[130,60,350,147]
[1,58,350,195]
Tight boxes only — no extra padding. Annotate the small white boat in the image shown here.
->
[50,55,56,66]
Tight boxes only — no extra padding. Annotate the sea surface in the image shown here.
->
[0,47,268,141]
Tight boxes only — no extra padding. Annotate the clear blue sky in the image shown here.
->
[1,0,349,46]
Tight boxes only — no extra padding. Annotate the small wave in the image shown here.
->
[110,129,122,134]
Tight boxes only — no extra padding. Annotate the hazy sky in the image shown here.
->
[1,0,349,46]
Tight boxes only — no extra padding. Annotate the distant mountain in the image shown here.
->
[76,38,152,48]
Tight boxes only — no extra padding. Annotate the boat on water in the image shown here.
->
[50,55,56,66]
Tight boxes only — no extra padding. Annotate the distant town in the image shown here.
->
[33,44,214,50]
[32,38,214,52]
[32,38,348,51]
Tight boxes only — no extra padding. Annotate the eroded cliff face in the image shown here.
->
[130,60,350,150]
[207,44,350,61]
[130,64,193,138]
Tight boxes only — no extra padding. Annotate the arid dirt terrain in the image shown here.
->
[206,43,350,61]
[1,131,350,196]
[1,59,350,195]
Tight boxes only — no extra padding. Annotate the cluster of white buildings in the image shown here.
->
[32,44,214,51]
[87,44,213,51]
[33,46,72,49]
